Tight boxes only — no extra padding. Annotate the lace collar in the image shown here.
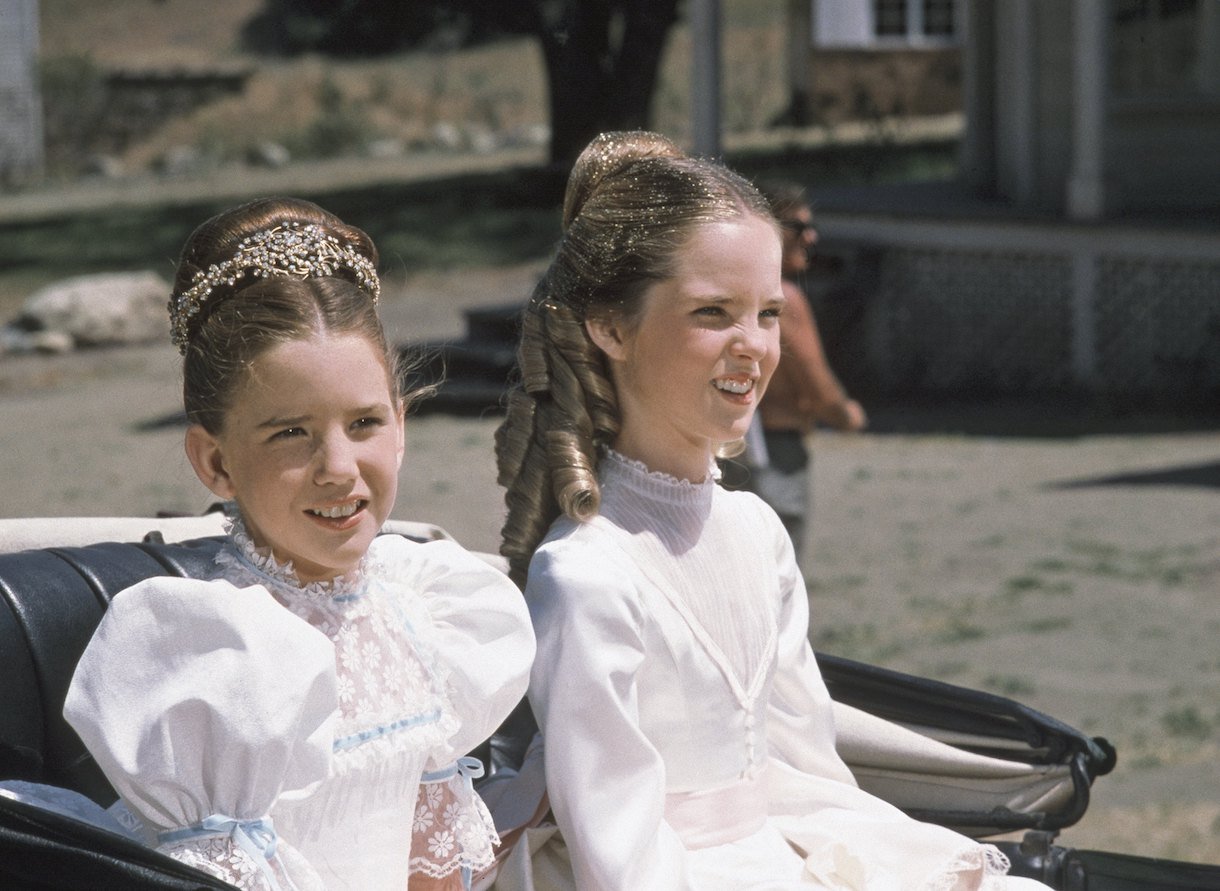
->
[217,507,371,599]
[600,448,720,497]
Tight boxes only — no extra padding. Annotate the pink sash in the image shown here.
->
[665,773,768,849]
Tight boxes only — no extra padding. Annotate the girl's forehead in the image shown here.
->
[231,334,396,414]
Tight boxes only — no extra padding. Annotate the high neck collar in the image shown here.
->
[222,506,369,598]
[600,448,720,499]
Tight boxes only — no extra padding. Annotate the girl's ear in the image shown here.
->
[184,424,237,500]
[584,314,628,363]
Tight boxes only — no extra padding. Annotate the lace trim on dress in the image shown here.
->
[208,510,491,878]
[601,448,720,492]
[216,509,370,599]
[408,759,499,881]
[926,843,1011,891]
[160,833,324,891]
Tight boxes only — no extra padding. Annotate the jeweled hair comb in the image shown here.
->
[169,221,380,353]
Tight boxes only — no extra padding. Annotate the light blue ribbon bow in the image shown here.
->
[421,754,485,786]
[420,756,487,889]
[159,813,293,891]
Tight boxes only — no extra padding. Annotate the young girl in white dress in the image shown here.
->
[63,197,535,890]
[492,132,1053,890]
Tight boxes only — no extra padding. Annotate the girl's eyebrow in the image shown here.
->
[256,414,309,430]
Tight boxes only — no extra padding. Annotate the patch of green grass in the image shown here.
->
[812,623,905,662]
[1161,706,1213,740]
[809,574,868,592]
[1002,574,1074,598]
[925,661,968,679]
[1019,616,1072,634]
[971,533,1007,548]
[929,616,986,643]
[1052,539,1207,587]
[983,674,1036,697]
[1128,753,1164,770]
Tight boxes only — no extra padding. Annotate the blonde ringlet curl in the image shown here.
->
[496,130,777,586]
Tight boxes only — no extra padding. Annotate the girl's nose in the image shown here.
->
[315,435,358,483]
[733,320,769,360]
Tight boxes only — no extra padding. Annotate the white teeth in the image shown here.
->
[311,502,360,518]
[714,379,752,395]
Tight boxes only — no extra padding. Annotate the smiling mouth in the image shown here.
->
[308,500,367,519]
[713,378,754,395]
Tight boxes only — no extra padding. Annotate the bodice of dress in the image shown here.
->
[65,517,534,891]
[588,451,785,789]
[211,521,478,886]
[523,451,1018,891]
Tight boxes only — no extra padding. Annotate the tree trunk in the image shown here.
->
[534,0,682,167]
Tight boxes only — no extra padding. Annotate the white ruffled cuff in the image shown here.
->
[157,815,324,891]
[409,758,499,885]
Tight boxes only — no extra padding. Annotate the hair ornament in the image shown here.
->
[169,221,380,353]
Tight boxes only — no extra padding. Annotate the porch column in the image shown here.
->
[0,0,44,184]
[1066,0,1108,220]
[690,0,722,157]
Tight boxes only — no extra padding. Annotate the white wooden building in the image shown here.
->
[788,1,1219,404]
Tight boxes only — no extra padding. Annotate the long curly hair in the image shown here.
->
[494,131,775,585]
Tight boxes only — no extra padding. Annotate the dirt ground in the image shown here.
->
[1,265,1218,867]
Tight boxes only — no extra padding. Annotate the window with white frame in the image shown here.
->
[813,0,960,49]
[873,0,958,41]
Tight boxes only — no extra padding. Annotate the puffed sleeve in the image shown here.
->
[388,538,534,883]
[526,536,693,891]
[407,538,535,763]
[764,515,858,787]
[64,577,338,890]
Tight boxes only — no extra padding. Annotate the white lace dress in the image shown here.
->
[65,519,534,890]
[496,450,1050,891]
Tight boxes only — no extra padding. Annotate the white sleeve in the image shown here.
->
[409,539,536,763]
[765,523,858,787]
[63,576,337,889]
[526,538,693,891]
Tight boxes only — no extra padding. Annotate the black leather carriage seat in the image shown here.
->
[0,537,226,806]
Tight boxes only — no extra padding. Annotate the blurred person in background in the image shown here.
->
[724,180,867,563]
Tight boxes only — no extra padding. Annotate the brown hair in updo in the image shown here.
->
[494,131,776,585]
[173,197,401,434]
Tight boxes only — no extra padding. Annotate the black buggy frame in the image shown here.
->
[0,523,1217,889]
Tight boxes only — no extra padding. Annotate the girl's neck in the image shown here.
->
[608,432,713,484]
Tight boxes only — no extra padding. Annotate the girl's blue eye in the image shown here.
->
[761,307,781,319]
[272,426,306,440]
[352,416,385,431]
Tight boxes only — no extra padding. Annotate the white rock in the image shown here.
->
[19,271,171,348]
[466,123,499,154]
[249,141,291,168]
[431,122,463,150]
[29,329,75,354]
[366,137,405,159]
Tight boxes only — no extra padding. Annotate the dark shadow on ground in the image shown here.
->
[861,398,1220,439]
[1045,461,1220,491]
